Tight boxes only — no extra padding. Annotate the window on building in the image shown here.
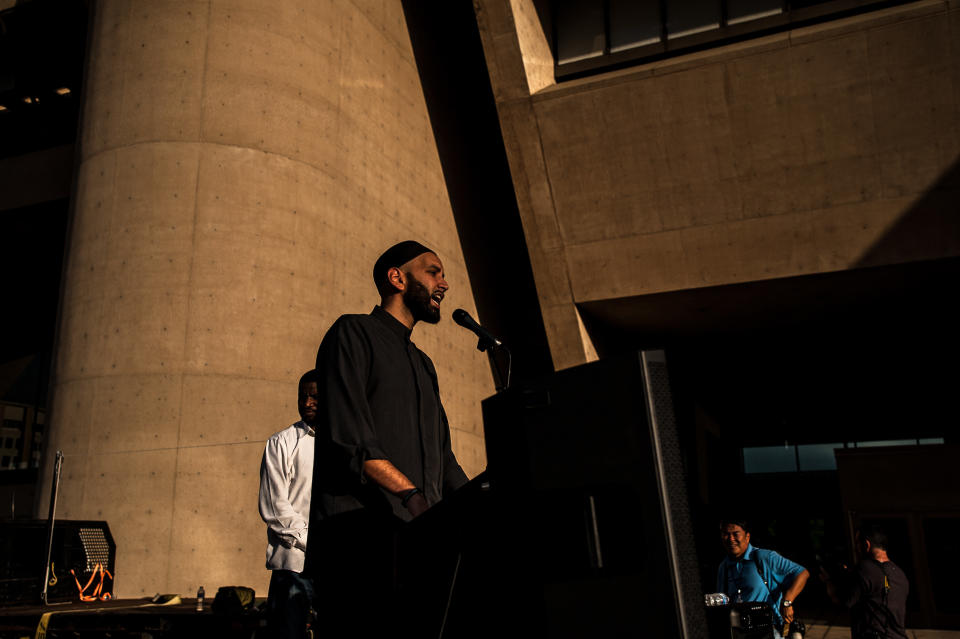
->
[667,0,720,39]
[797,442,844,471]
[727,0,784,25]
[1,403,44,472]
[551,0,913,80]
[609,0,660,51]
[554,1,605,64]
[743,438,945,474]
[854,439,923,448]
[743,445,798,473]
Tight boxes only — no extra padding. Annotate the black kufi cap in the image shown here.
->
[373,240,435,291]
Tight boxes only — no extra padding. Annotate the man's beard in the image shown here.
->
[403,275,440,324]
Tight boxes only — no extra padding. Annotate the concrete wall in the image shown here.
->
[475,0,960,368]
[40,0,492,598]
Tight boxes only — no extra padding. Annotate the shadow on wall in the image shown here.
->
[401,0,554,385]
[854,155,960,270]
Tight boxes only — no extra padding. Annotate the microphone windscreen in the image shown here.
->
[452,308,471,327]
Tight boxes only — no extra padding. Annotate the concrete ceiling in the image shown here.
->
[579,256,960,444]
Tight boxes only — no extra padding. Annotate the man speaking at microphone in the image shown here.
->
[306,240,468,633]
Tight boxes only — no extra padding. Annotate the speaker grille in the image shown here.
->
[78,527,111,571]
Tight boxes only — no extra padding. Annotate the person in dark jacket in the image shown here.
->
[306,240,468,635]
[822,525,909,639]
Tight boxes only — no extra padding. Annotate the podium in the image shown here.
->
[396,351,707,638]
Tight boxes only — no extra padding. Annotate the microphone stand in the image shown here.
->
[475,337,511,393]
[41,450,64,605]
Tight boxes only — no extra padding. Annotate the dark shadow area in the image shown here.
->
[0,198,68,519]
[0,199,67,372]
[405,1,957,624]
[855,158,960,270]
[1,0,88,518]
[579,260,960,445]
[577,155,960,626]
[401,0,554,385]
[0,0,88,158]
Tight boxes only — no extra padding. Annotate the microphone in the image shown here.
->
[452,309,502,349]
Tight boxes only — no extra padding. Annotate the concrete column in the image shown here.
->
[41,0,492,597]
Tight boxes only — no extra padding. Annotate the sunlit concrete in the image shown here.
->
[40,0,492,598]
[476,0,960,368]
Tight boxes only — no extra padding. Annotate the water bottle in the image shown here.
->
[196,585,205,612]
[704,592,730,607]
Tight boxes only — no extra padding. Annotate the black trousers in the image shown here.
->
[309,510,400,637]
[266,570,315,639]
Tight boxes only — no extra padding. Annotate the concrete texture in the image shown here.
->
[475,0,960,368]
[41,0,492,598]
[506,0,554,94]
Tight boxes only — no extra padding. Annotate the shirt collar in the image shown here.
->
[371,305,412,342]
[296,421,316,437]
[724,544,755,565]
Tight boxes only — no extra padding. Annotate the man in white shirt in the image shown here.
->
[259,369,320,639]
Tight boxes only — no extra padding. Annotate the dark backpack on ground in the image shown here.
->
[212,585,256,615]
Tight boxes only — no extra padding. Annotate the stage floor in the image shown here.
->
[2,602,956,638]
[804,621,960,639]
[0,597,264,639]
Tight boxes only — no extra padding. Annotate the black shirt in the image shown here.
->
[310,306,468,524]
[846,559,909,639]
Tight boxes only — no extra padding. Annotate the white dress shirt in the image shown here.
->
[258,421,314,572]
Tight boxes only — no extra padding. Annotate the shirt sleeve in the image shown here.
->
[258,434,309,551]
[316,317,388,481]
[767,550,806,589]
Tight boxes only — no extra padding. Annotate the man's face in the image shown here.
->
[298,381,319,424]
[401,252,448,324]
[721,524,751,559]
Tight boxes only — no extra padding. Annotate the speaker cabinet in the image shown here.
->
[0,520,115,605]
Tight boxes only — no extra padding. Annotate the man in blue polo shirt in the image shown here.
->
[717,518,810,638]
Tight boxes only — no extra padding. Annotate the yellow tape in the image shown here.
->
[32,596,183,639]
[35,612,53,639]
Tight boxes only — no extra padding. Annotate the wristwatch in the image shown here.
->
[782,599,793,608]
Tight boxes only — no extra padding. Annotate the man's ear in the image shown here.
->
[387,266,405,292]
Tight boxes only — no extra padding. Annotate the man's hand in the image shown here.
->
[780,567,809,634]
[781,603,794,625]
[404,491,429,518]
[363,459,430,517]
